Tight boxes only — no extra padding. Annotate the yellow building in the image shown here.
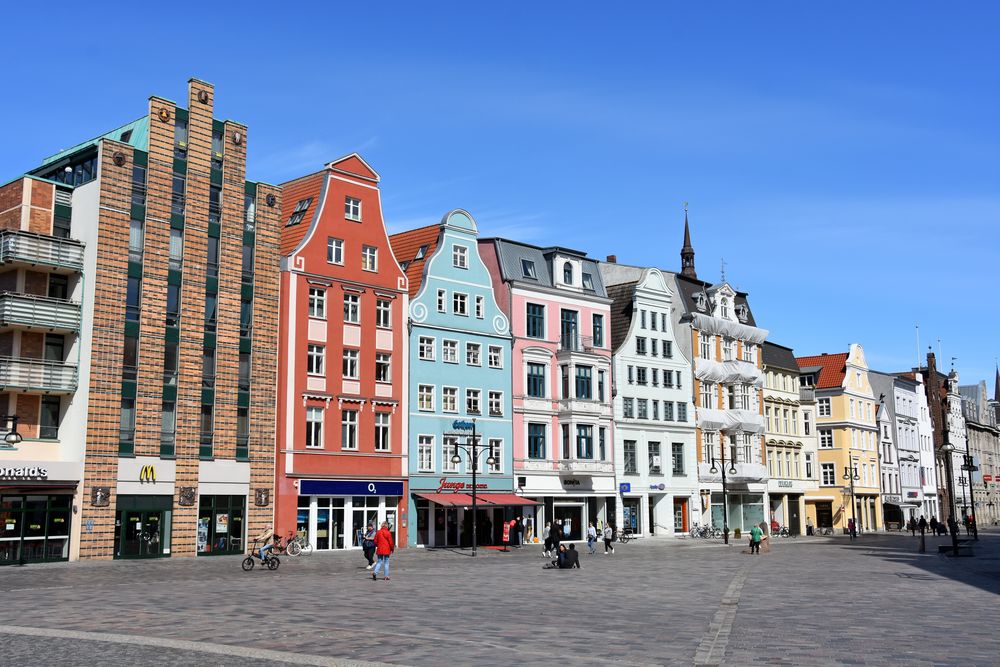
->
[797,344,882,534]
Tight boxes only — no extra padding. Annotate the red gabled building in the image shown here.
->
[276,154,408,550]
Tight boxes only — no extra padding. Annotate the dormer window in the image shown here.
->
[286,198,313,226]
[563,262,573,284]
[521,259,537,279]
[695,293,707,312]
[582,273,594,291]
[414,245,429,261]
[720,298,729,318]
[736,304,749,322]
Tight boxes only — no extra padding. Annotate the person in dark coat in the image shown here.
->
[918,515,928,534]
[550,520,562,555]
[560,544,581,569]
[929,516,939,535]
[512,516,523,548]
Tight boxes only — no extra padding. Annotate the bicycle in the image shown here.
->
[617,527,635,544]
[242,539,280,571]
[288,532,313,556]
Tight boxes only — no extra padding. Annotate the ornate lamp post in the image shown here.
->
[843,461,860,537]
[708,436,738,546]
[961,453,979,540]
[0,415,23,450]
[449,419,495,557]
[941,440,960,556]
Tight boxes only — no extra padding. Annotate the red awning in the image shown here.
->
[414,492,477,507]
[477,493,540,506]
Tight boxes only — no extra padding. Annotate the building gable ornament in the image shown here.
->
[337,396,368,411]
[302,392,334,407]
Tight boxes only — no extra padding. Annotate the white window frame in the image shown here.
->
[307,344,324,375]
[327,237,344,265]
[817,397,831,417]
[442,339,459,364]
[345,196,362,222]
[417,384,435,411]
[437,289,446,313]
[341,409,358,450]
[376,299,391,328]
[308,288,326,319]
[453,244,468,269]
[442,386,458,413]
[374,411,390,451]
[375,352,391,383]
[343,293,360,324]
[821,463,835,486]
[418,336,435,361]
[342,349,359,380]
[488,438,503,473]
[418,435,434,472]
[361,245,377,272]
[466,388,481,415]
[466,342,481,366]
[443,437,459,472]
[453,292,468,316]
[819,429,834,449]
[488,390,503,417]
[488,345,503,369]
[475,295,484,319]
[305,406,323,449]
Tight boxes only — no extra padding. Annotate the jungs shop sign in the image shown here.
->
[0,466,49,480]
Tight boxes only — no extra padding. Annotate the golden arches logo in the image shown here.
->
[139,465,156,483]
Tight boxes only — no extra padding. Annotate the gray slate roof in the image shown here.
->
[673,273,757,327]
[483,238,608,298]
[762,342,799,372]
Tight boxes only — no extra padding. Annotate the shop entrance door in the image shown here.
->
[787,497,801,535]
[117,510,166,558]
[816,502,833,530]
[622,498,640,533]
[554,504,583,540]
[351,497,380,548]
[673,498,688,533]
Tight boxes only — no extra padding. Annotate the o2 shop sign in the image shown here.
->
[0,466,49,480]
[299,480,404,496]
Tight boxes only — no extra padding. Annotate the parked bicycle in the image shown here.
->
[688,524,723,539]
[617,527,635,544]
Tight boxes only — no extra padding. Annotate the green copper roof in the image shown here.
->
[39,117,149,167]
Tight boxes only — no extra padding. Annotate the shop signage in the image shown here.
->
[452,420,475,431]
[0,466,49,480]
[907,491,919,498]
[436,479,488,493]
[619,482,631,494]
[777,481,793,488]
[883,494,902,505]
[502,522,511,543]
[985,475,993,482]
[300,479,404,497]
[139,465,157,483]
[563,478,581,486]
[649,483,666,491]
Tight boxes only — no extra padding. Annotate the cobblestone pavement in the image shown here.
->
[1,531,998,666]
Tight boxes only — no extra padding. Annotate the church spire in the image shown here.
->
[680,203,697,279]
[994,362,999,402]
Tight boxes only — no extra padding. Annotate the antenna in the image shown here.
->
[915,324,920,370]
[720,257,727,283]
[937,339,942,362]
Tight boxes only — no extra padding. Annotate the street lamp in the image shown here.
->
[0,415,22,450]
[961,453,979,540]
[843,462,860,538]
[941,440,960,556]
[708,436,738,546]
[448,419,495,557]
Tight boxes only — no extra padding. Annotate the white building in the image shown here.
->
[911,372,939,520]
[600,263,697,537]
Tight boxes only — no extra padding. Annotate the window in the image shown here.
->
[598,370,606,402]
[803,411,812,435]
[437,289,446,313]
[661,313,667,331]
[576,425,594,459]
[375,353,390,383]
[171,174,186,215]
[119,398,136,453]
[819,429,834,448]
[341,410,358,449]
[627,366,634,384]
[765,406,772,432]
[624,441,637,474]
[652,400,659,420]
[528,423,546,459]
[637,399,648,420]
[664,340,673,358]
[575,366,592,399]
[561,425,570,459]
[720,298,729,319]
[443,437,459,472]
[466,389,481,415]
[475,295,484,319]
[414,245,429,260]
[129,218,144,262]
[521,259,537,279]
[651,339,658,357]
[287,198,312,226]
[206,236,220,278]
[818,398,831,417]
[526,303,545,338]
[208,185,222,223]
[418,337,435,360]
[200,405,215,457]
[343,293,360,323]
[239,353,251,392]
[821,463,836,486]
[636,337,647,355]
[305,407,324,448]
[783,409,790,434]
[599,427,607,460]
[241,244,254,285]
[702,431,716,463]
[677,403,687,422]
[453,245,468,269]
[850,399,855,418]
[489,391,503,417]
[641,310,647,329]
[623,398,634,419]
[742,343,754,362]
[418,436,434,472]
[488,439,502,473]
[163,340,178,385]
[466,343,481,366]
[123,335,139,381]
[488,345,503,369]
[308,288,326,319]
[131,165,147,206]
[362,245,377,272]
[582,273,594,291]
[168,228,183,271]
[370,300,390,329]
[648,442,661,474]
[592,314,604,347]
[722,338,734,361]
[700,381,714,409]
[636,367,647,386]
[664,401,674,421]
[202,347,216,388]
[527,363,546,398]
[327,237,344,264]
[342,349,359,379]
[672,443,685,475]
[453,293,468,316]
[442,387,458,412]
[307,345,324,375]
[442,340,458,364]
[375,412,390,451]
[562,262,573,284]
[664,369,674,388]
[345,196,362,221]
[39,396,60,439]
[700,335,712,359]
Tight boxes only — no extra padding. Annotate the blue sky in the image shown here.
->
[3,2,998,386]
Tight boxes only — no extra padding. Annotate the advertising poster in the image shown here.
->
[216,513,229,533]
[197,518,209,553]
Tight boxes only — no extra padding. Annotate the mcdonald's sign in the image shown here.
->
[139,465,157,483]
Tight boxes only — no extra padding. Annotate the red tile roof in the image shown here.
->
[795,352,849,389]
[278,171,325,256]
[389,224,440,298]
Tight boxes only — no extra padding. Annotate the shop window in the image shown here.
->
[197,495,245,556]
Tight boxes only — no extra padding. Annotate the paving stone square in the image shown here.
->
[1,531,998,666]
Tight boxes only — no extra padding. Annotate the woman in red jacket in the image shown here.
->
[371,521,395,581]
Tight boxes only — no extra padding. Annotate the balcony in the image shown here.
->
[557,334,603,358]
[0,293,81,333]
[799,387,816,403]
[0,231,85,273]
[0,356,78,394]
[558,397,612,418]
[557,459,614,475]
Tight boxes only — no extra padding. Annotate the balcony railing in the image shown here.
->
[556,459,614,474]
[558,334,596,354]
[0,231,84,273]
[0,356,78,393]
[0,292,81,332]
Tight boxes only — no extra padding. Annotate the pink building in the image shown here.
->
[479,239,614,541]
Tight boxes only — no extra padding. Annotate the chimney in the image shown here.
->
[606,255,617,263]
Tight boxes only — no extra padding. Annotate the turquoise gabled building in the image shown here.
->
[390,210,518,548]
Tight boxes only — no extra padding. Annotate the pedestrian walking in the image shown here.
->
[847,518,857,541]
[907,517,917,536]
[543,521,552,557]
[586,522,597,554]
[918,515,928,534]
[749,523,764,554]
[806,517,814,536]
[603,523,615,555]
[512,516,522,548]
[550,520,562,555]
[362,522,376,569]
[371,521,394,582]
[929,516,938,535]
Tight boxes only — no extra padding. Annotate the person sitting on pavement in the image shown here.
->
[559,544,581,569]
[544,544,567,569]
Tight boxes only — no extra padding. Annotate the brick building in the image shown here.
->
[0,79,280,562]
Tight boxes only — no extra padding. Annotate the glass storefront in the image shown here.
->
[0,494,72,564]
[298,495,398,550]
[114,495,172,559]
[710,493,764,532]
[197,495,245,556]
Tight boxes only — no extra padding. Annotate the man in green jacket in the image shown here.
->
[749,524,764,554]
